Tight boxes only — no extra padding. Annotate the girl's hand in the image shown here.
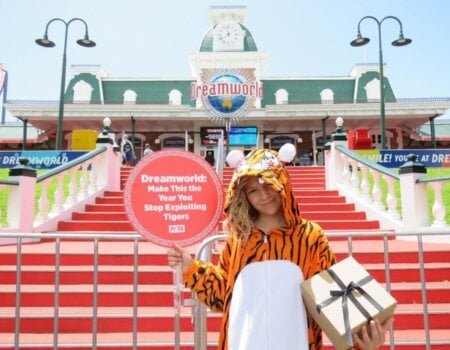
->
[353,317,393,350]
[167,243,194,273]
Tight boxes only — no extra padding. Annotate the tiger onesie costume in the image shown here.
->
[183,148,336,350]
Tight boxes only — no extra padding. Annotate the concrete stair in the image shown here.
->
[1,166,450,349]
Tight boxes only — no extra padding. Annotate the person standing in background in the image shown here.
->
[204,150,215,166]
[120,134,136,166]
[143,143,153,157]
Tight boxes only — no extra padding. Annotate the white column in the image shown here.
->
[7,162,37,231]
[399,156,428,228]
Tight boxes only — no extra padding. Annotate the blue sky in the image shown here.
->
[1,0,449,119]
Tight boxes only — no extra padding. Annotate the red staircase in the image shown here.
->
[1,166,449,349]
[57,166,380,233]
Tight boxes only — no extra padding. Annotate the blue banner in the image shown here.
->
[356,149,450,168]
[0,151,88,169]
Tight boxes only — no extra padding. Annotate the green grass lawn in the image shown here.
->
[420,168,450,224]
[372,167,450,225]
[1,167,449,227]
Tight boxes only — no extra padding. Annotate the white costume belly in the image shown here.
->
[228,260,309,350]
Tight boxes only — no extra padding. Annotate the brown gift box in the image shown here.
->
[301,256,397,350]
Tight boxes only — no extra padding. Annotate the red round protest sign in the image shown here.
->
[124,149,224,247]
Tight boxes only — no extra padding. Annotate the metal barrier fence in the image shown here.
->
[2,230,450,349]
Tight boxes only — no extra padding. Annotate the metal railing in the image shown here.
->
[2,232,142,350]
[1,230,449,349]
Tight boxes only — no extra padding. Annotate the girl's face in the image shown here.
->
[244,176,283,218]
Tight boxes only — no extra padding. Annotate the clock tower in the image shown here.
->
[189,6,268,109]
[210,6,246,52]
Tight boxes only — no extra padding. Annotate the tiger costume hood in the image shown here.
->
[224,144,301,232]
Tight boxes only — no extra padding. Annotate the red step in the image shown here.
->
[57,221,134,232]
[2,240,450,266]
[0,306,221,333]
[0,265,174,284]
[320,220,380,230]
[293,190,339,196]
[299,203,356,211]
[1,261,448,285]
[85,204,124,212]
[1,281,448,308]
[1,304,449,334]
[57,218,380,232]
[72,212,129,221]
[296,195,346,203]
[0,329,449,349]
[302,211,366,220]
[83,202,358,213]
[95,197,124,205]
[72,211,366,221]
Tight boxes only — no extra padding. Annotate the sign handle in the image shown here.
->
[173,263,183,350]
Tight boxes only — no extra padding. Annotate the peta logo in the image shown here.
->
[169,225,185,234]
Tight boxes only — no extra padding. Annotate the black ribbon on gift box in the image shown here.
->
[316,268,385,347]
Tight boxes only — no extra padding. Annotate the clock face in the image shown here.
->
[217,23,240,45]
[214,21,243,51]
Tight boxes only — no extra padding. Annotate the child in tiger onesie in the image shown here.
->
[168,145,390,350]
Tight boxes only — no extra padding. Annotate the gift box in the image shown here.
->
[301,256,397,350]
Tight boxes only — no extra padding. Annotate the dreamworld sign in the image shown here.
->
[191,69,263,121]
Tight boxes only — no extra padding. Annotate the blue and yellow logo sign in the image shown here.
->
[191,69,263,122]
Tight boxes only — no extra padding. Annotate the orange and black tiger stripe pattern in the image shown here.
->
[184,219,336,350]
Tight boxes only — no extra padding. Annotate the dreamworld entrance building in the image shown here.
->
[4,6,450,161]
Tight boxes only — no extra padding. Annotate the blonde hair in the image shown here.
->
[222,177,258,242]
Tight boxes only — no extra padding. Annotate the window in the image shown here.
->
[169,89,182,105]
[320,89,334,103]
[365,79,381,101]
[275,89,288,104]
[124,90,137,104]
[73,80,93,103]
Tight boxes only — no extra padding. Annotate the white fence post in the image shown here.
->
[96,118,122,191]
[399,154,428,228]
[325,117,348,190]
[7,159,37,231]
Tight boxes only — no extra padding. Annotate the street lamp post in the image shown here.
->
[351,16,411,150]
[36,18,96,150]
[0,65,8,125]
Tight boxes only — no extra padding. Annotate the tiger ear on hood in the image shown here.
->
[278,143,297,164]
[226,150,245,168]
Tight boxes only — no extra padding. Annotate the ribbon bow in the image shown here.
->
[316,268,384,347]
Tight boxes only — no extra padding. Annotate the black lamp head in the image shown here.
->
[392,33,412,47]
[77,34,96,48]
[350,33,370,47]
[35,34,55,48]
